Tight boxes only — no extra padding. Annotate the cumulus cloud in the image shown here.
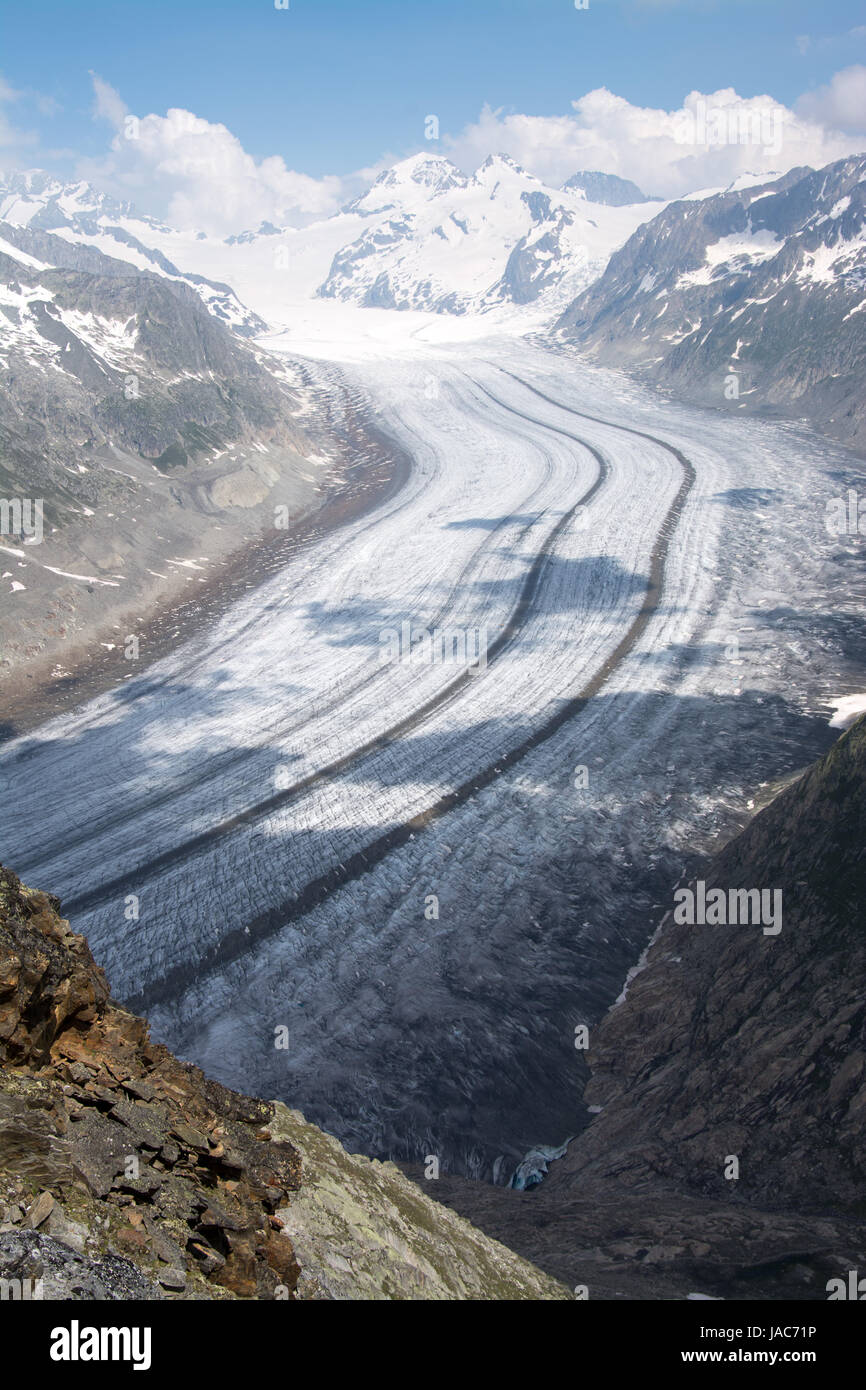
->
[796,65,866,134]
[442,85,866,198]
[83,74,345,236]
[77,72,866,235]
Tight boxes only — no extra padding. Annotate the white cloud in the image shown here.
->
[440,84,865,198]
[796,65,866,134]
[90,71,128,129]
[84,74,345,236]
[794,25,866,55]
[0,72,38,158]
[76,72,866,235]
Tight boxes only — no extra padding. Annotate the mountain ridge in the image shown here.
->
[562,170,654,205]
[555,154,866,454]
[0,211,332,688]
[318,152,666,315]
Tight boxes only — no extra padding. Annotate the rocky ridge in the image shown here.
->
[0,864,568,1300]
[0,217,334,691]
[0,172,262,334]
[555,154,866,454]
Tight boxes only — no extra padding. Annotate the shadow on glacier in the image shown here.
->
[710,487,784,509]
[0,662,314,871]
[443,513,546,530]
[757,605,866,666]
[111,684,838,1185]
[295,552,652,657]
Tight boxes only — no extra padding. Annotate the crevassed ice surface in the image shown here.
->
[2,338,864,1180]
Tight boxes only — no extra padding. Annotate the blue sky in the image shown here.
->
[2,0,866,178]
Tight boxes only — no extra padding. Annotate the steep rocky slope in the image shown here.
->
[555,714,866,1213]
[0,219,334,691]
[408,716,866,1299]
[0,221,301,479]
[556,155,866,454]
[0,864,567,1300]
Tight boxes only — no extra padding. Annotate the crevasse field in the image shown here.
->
[2,302,865,1181]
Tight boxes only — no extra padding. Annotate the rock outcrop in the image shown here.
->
[407,717,866,1299]
[0,865,568,1300]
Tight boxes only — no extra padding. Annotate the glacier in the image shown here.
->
[2,313,863,1180]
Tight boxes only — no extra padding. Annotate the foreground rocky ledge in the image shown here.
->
[0,866,567,1300]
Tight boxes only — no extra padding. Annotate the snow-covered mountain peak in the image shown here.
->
[556,153,866,453]
[472,153,542,196]
[0,170,148,231]
[390,152,467,188]
[562,171,653,206]
[477,152,528,175]
[319,155,667,317]
[354,154,468,213]
[0,169,262,333]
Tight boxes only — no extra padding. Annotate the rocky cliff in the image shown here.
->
[0,864,568,1300]
[408,716,866,1299]
[556,713,866,1213]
